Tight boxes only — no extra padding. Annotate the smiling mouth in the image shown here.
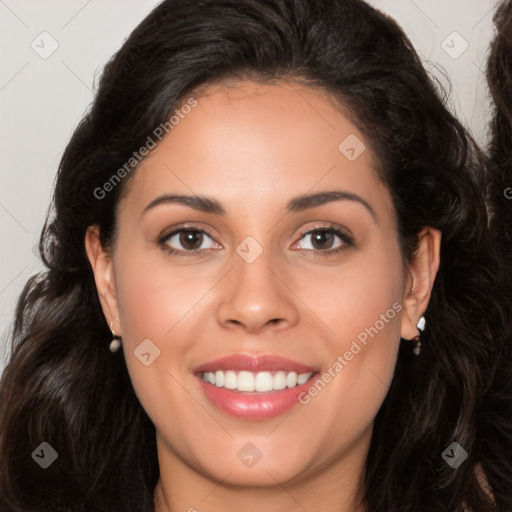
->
[200,370,315,393]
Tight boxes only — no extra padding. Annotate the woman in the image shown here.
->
[0,0,510,511]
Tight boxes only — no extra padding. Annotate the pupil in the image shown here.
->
[312,230,333,249]
[181,230,202,250]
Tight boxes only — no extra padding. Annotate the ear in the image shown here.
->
[84,225,122,336]
[400,227,441,340]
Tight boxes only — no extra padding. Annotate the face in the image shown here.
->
[86,80,439,492]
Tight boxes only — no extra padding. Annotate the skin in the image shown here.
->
[85,80,441,512]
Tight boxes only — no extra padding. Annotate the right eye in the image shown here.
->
[158,226,221,256]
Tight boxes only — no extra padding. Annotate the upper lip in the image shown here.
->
[194,354,318,374]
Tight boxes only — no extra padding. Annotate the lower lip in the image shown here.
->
[196,374,319,420]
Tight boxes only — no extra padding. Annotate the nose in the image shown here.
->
[216,248,299,334]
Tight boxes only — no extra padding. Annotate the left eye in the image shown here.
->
[161,228,218,252]
[294,227,351,252]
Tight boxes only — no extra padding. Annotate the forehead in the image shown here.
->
[117,80,392,223]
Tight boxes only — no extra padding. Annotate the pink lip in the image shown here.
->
[193,354,317,374]
[193,354,319,420]
[196,375,319,420]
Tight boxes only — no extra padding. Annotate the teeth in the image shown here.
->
[224,370,237,389]
[286,372,297,387]
[274,371,287,390]
[297,373,310,385]
[201,370,313,392]
[214,370,224,387]
[255,371,273,392]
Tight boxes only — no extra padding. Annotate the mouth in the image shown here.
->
[194,354,320,420]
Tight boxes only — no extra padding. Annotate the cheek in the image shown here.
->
[297,239,403,423]
[113,249,210,344]
[297,240,403,351]
[110,251,200,400]
[111,247,226,399]
[111,252,206,425]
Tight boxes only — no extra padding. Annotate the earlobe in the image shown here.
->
[84,225,121,334]
[400,227,441,340]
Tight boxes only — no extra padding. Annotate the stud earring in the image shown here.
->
[109,321,122,353]
[412,316,425,356]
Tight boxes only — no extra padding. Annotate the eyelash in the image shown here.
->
[157,223,354,258]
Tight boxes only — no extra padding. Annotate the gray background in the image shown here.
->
[0,0,501,374]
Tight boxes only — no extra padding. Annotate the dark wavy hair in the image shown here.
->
[1,0,511,511]
[484,3,512,508]
[488,0,512,269]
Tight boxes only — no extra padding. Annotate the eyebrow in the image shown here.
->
[141,190,377,222]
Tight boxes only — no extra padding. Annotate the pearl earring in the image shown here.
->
[412,316,425,356]
[109,321,122,353]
